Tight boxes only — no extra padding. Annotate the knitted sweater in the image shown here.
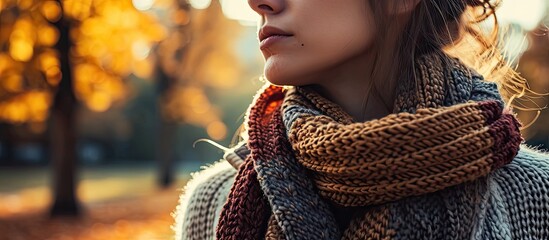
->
[174,143,549,240]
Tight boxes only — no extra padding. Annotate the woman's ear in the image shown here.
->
[387,0,421,16]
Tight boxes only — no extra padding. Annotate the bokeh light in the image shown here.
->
[0,91,51,124]
[9,17,35,62]
[132,0,155,11]
[498,0,547,30]
[189,0,211,10]
[220,0,258,25]
[206,120,227,140]
[131,41,151,60]
[41,1,62,22]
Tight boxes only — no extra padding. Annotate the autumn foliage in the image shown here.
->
[0,0,242,141]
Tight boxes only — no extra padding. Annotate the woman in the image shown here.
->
[174,0,549,239]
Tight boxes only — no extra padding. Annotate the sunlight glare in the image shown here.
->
[189,0,211,10]
[132,41,151,60]
[220,0,259,25]
[497,0,547,31]
[132,0,155,11]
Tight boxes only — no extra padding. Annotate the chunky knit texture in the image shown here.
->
[173,159,236,240]
[173,53,549,240]
[285,89,521,207]
[174,146,549,240]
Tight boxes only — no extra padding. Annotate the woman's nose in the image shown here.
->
[247,0,285,15]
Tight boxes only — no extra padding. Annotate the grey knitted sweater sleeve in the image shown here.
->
[173,159,237,240]
[482,147,549,239]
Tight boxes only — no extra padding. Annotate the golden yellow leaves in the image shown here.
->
[38,50,62,86]
[41,1,62,22]
[71,1,166,75]
[0,50,60,95]
[0,182,178,239]
[9,17,35,62]
[160,87,227,140]
[5,1,60,62]
[67,0,168,112]
[73,63,126,112]
[17,0,34,10]
[0,0,248,142]
[0,0,61,127]
[63,0,93,20]
[37,24,60,47]
[177,1,242,90]
[1,0,171,126]
[0,91,52,124]
[1,73,23,93]
[2,43,52,126]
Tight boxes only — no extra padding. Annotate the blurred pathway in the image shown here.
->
[0,163,194,240]
[0,186,181,240]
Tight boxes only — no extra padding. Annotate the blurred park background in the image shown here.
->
[0,0,548,239]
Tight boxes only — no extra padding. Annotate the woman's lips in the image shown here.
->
[260,35,292,50]
[259,26,293,50]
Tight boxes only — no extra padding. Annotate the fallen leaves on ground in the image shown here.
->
[0,187,182,240]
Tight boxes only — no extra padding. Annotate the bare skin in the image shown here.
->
[248,0,419,121]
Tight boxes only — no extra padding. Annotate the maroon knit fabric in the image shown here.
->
[478,101,523,169]
[216,86,285,240]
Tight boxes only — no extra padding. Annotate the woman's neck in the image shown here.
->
[310,52,396,122]
[306,12,413,122]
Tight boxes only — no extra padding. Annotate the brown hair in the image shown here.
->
[366,0,536,113]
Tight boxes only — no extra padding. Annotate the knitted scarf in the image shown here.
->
[216,53,522,240]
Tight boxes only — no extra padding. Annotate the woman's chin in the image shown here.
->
[264,65,312,87]
[264,76,287,86]
[264,74,303,87]
[264,66,290,86]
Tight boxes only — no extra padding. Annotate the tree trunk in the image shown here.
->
[0,124,15,165]
[49,1,80,216]
[155,63,177,188]
[156,119,177,187]
[154,0,192,188]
